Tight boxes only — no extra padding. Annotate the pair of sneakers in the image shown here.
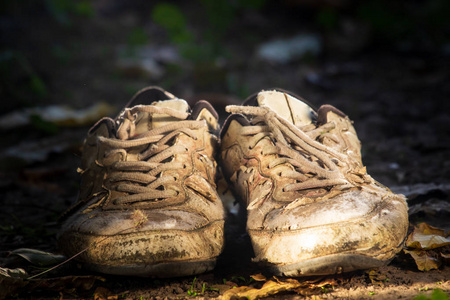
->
[58,86,408,278]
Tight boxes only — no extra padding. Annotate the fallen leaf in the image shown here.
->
[94,286,118,300]
[250,273,267,281]
[404,249,441,271]
[10,248,66,266]
[3,131,82,163]
[366,269,388,286]
[0,267,28,279]
[316,277,341,287]
[404,223,450,271]
[0,102,117,129]
[221,276,336,299]
[0,267,29,300]
[222,277,302,300]
[417,223,447,236]
[406,223,450,250]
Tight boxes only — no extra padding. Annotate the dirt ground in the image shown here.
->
[1,1,450,299]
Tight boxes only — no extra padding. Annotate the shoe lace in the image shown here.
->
[97,105,206,206]
[226,105,356,193]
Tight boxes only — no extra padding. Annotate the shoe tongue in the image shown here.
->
[133,99,189,136]
[257,90,315,126]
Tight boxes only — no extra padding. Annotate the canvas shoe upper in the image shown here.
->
[220,89,408,276]
[58,87,225,277]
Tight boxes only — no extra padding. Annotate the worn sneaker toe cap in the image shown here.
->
[58,209,224,277]
[248,189,408,275]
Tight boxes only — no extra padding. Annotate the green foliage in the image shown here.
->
[187,277,198,296]
[45,0,94,26]
[151,3,193,45]
[185,277,218,296]
[201,0,235,43]
[29,115,59,134]
[414,289,449,300]
[0,50,48,104]
[151,3,203,61]
[151,0,268,62]
[73,1,94,17]
[199,0,268,57]
[127,27,150,47]
[29,75,48,99]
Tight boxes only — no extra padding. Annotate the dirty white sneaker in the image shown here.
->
[58,87,225,277]
[220,89,408,276]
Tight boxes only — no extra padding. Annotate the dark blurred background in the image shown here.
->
[1,0,450,270]
[2,0,449,108]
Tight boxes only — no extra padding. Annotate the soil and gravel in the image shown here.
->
[1,1,450,299]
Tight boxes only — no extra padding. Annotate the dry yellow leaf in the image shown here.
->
[250,273,267,282]
[222,278,302,300]
[406,223,450,250]
[404,249,441,271]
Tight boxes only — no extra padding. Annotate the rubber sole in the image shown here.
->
[266,254,390,277]
[84,258,217,278]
